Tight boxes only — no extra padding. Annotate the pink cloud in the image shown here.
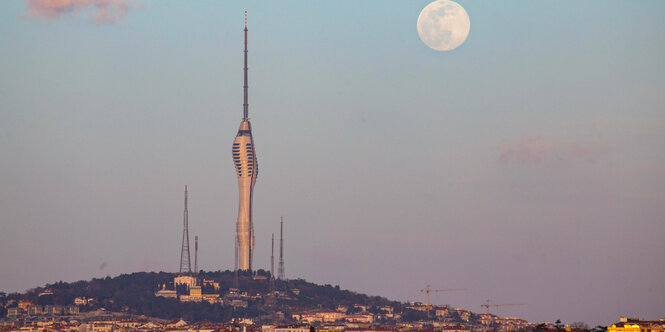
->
[499,135,609,164]
[25,0,137,24]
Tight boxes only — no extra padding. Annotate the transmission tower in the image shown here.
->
[278,217,285,280]
[270,233,275,292]
[179,185,192,274]
[234,236,239,289]
[194,235,198,274]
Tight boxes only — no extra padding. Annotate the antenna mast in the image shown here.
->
[194,235,198,274]
[243,10,249,120]
[270,233,275,292]
[234,236,239,289]
[179,185,192,274]
[278,217,285,280]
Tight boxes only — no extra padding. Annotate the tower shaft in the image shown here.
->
[180,185,191,274]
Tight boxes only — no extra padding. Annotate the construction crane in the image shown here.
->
[480,299,523,314]
[419,285,466,306]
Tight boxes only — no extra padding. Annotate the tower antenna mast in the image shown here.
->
[270,233,275,292]
[179,185,192,274]
[278,217,285,280]
[194,235,198,274]
[234,236,239,289]
[243,10,249,120]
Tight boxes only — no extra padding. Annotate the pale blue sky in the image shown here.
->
[1,0,664,326]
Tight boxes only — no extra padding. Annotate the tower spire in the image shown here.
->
[243,10,249,120]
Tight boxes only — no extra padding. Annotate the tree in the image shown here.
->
[402,309,429,322]
[555,319,563,330]
[571,322,590,330]
[176,284,189,295]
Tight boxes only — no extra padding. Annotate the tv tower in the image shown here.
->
[179,185,191,274]
[278,217,285,280]
[232,10,259,271]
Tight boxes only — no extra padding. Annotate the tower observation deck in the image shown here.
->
[232,11,258,271]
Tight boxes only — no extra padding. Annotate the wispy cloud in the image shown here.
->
[25,0,138,24]
[499,135,609,164]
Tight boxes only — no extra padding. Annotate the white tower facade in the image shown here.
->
[232,12,258,271]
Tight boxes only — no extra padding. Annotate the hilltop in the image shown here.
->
[0,271,529,329]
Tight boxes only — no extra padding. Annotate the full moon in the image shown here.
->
[417,0,470,51]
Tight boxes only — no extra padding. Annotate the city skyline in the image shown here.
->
[1,0,664,327]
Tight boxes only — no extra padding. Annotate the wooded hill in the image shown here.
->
[1,270,434,323]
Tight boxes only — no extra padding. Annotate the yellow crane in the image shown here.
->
[419,285,466,306]
[480,299,524,314]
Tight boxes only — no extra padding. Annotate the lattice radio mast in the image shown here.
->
[270,233,275,291]
[179,185,192,274]
[278,217,285,280]
[194,235,198,274]
[234,236,239,289]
